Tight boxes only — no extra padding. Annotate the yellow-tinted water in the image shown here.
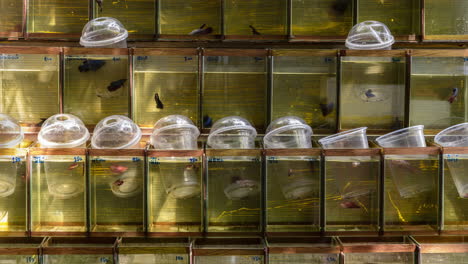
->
[0,54,60,125]
[90,157,144,232]
[425,0,468,38]
[133,55,199,127]
[148,157,202,233]
[27,0,88,35]
[422,253,467,264]
[43,254,114,264]
[0,0,23,35]
[195,255,263,264]
[345,252,414,264]
[269,253,339,264]
[266,157,320,232]
[119,254,188,264]
[0,255,39,264]
[341,57,406,130]
[64,55,129,125]
[442,156,468,231]
[272,56,337,131]
[96,0,156,36]
[292,0,352,37]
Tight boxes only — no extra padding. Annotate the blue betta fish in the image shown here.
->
[78,59,106,72]
[203,115,213,128]
[189,24,213,35]
[107,79,127,92]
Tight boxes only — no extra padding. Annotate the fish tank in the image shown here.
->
[0,48,60,126]
[205,147,263,233]
[0,141,31,236]
[27,0,89,38]
[340,50,406,132]
[42,237,117,264]
[410,51,467,133]
[323,144,380,233]
[30,144,87,235]
[0,0,23,38]
[382,145,440,233]
[0,237,44,264]
[413,236,468,264]
[203,50,267,131]
[339,236,416,264]
[424,0,468,41]
[117,238,190,264]
[94,0,156,38]
[63,48,130,125]
[158,0,222,40]
[133,49,200,128]
[291,0,353,40]
[223,0,287,40]
[89,142,146,235]
[265,148,321,234]
[147,148,203,235]
[357,0,420,39]
[271,50,337,133]
[267,237,341,264]
[193,238,265,264]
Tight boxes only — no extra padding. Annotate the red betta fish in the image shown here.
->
[109,164,128,174]
[448,87,459,104]
[68,163,79,170]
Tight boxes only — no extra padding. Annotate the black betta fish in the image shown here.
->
[78,59,106,72]
[107,79,127,92]
[319,102,334,117]
[96,0,103,12]
[189,24,213,35]
[330,0,351,16]
[154,93,164,109]
[249,25,261,35]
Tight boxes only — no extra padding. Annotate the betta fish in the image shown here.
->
[114,179,124,186]
[96,0,103,12]
[68,163,79,170]
[319,102,334,117]
[78,59,106,72]
[365,89,376,100]
[448,87,459,104]
[249,25,261,35]
[330,0,351,16]
[340,201,361,209]
[107,79,127,92]
[189,24,213,35]
[109,164,128,174]
[203,115,213,128]
[154,93,164,109]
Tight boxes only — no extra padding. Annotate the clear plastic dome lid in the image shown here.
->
[91,115,142,149]
[80,17,128,48]
[151,115,200,150]
[0,114,24,148]
[207,116,257,149]
[264,116,312,149]
[346,21,395,50]
[38,114,90,148]
[435,123,468,147]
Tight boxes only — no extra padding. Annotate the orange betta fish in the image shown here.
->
[68,163,79,170]
[109,164,128,174]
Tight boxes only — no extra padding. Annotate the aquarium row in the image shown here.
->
[0,236,467,264]
[0,47,466,134]
[1,0,467,41]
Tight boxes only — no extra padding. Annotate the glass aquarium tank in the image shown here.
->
[291,0,353,39]
[159,0,222,39]
[224,0,287,39]
[94,0,156,37]
[0,0,23,38]
[117,238,190,264]
[414,236,468,264]
[63,48,130,125]
[410,51,467,133]
[30,146,87,235]
[203,50,267,131]
[27,0,89,37]
[0,48,60,126]
[193,238,265,264]
[89,144,145,235]
[267,237,341,264]
[340,51,406,131]
[0,237,43,264]
[133,49,199,128]
[42,237,117,264]
[271,50,337,133]
[339,236,416,264]
[357,0,420,38]
[424,0,468,40]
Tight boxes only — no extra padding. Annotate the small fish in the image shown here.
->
[96,0,103,12]
[390,160,420,174]
[319,102,334,117]
[78,59,106,72]
[107,79,127,92]
[109,164,128,174]
[391,117,403,130]
[114,179,124,186]
[203,115,213,128]
[340,201,361,209]
[288,168,294,177]
[365,89,376,100]
[154,93,164,109]
[448,87,459,104]
[68,163,79,170]
[37,118,47,127]
[189,24,213,35]
[249,25,261,35]
[351,161,361,168]
[330,0,351,16]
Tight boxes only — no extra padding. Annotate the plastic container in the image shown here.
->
[376,125,426,148]
[264,116,313,149]
[91,115,141,149]
[79,17,128,48]
[435,123,468,147]
[207,116,257,149]
[150,115,200,150]
[345,20,395,50]
[0,114,24,148]
[38,114,90,148]
[319,127,369,149]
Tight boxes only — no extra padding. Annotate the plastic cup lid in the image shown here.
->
[92,115,142,149]
[207,116,257,149]
[318,127,368,146]
[434,122,468,147]
[38,114,90,148]
[263,116,312,149]
[346,21,395,50]
[80,17,129,48]
[0,114,24,148]
[375,125,425,147]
